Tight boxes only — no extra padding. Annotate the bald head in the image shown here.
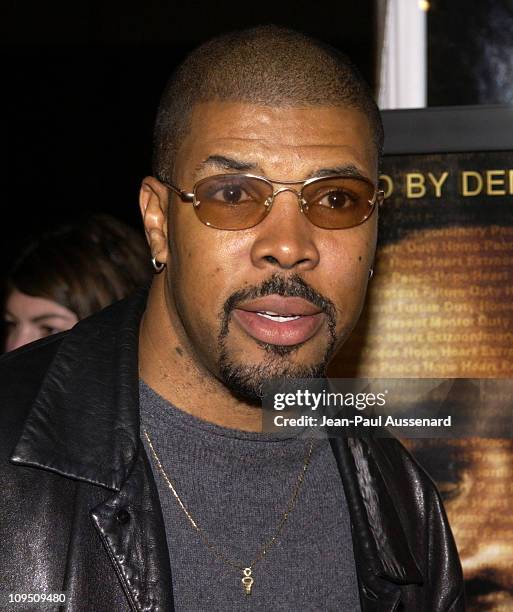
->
[152,25,383,182]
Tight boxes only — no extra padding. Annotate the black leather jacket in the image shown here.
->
[0,291,465,611]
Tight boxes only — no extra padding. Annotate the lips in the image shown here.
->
[231,296,325,346]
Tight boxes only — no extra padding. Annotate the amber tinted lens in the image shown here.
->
[194,175,273,230]
[301,177,377,229]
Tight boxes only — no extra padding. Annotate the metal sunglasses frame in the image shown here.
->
[156,173,385,229]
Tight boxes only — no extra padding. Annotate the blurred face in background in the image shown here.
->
[3,289,78,351]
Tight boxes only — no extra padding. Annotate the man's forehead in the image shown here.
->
[179,101,377,178]
[188,100,372,142]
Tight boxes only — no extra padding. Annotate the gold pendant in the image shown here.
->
[241,567,254,595]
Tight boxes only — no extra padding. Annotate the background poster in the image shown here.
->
[329,139,513,610]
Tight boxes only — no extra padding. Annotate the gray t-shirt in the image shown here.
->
[139,379,360,611]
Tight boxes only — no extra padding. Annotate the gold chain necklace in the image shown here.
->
[143,428,314,596]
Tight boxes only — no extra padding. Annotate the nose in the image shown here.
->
[250,189,320,271]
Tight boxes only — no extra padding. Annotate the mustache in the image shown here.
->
[222,273,337,322]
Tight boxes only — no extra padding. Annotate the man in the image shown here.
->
[0,26,464,611]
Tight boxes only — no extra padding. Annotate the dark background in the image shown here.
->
[428,0,513,106]
[2,0,513,280]
[2,1,377,281]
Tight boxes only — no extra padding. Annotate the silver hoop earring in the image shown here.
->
[152,256,165,273]
[368,267,374,280]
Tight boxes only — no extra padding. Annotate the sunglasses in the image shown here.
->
[157,173,384,231]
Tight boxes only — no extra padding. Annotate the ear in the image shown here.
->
[139,176,170,265]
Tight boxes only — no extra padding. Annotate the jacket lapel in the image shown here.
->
[10,290,147,490]
[10,290,174,611]
[90,448,174,611]
[329,434,423,609]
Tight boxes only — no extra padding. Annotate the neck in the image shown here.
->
[138,275,263,432]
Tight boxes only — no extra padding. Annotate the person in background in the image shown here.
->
[3,214,152,351]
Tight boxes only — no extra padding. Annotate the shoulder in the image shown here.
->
[0,289,147,440]
[0,330,66,372]
[0,333,67,451]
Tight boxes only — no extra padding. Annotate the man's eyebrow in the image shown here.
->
[30,314,73,323]
[195,157,371,182]
[305,165,370,181]
[195,155,259,174]
[3,311,73,324]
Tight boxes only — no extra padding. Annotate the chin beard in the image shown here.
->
[218,340,336,405]
[217,272,339,404]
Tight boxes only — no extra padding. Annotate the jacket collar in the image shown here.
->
[329,434,423,587]
[10,287,422,588]
[10,288,148,491]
